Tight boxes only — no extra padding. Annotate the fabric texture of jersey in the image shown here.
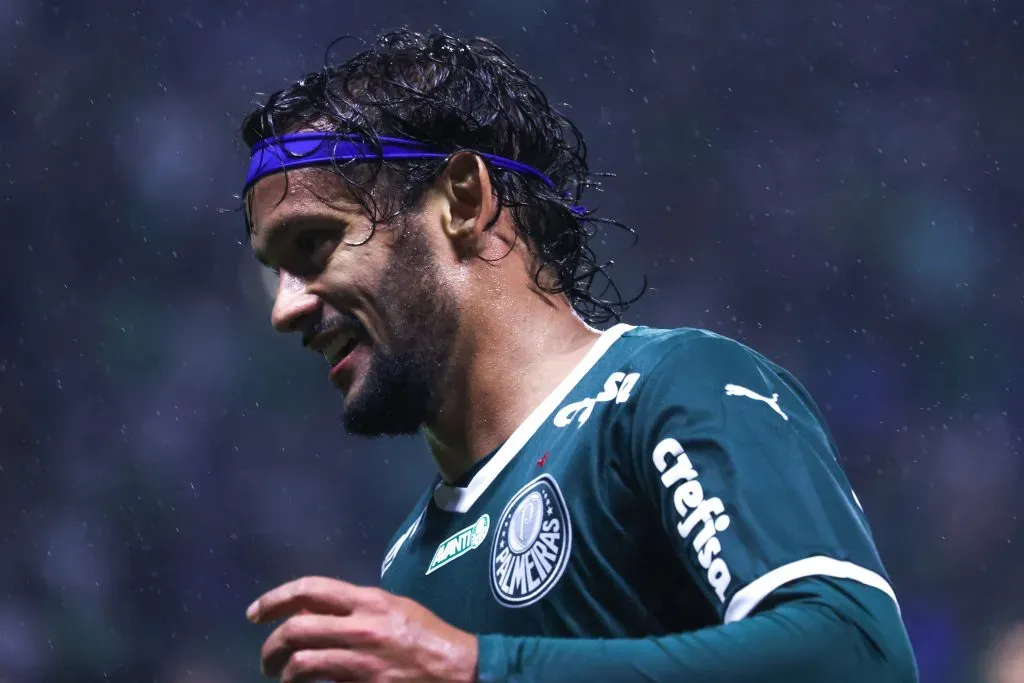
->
[378,324,897,639]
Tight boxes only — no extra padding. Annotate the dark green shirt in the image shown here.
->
[379,325,917,682]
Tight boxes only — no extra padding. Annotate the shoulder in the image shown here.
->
[616,325,817,419]
[618,325,778,381]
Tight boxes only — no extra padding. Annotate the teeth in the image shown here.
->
[322,333,354,365]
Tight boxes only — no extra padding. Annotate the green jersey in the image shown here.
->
[379,324,899,642]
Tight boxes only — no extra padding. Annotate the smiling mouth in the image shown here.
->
[322,330,361,366]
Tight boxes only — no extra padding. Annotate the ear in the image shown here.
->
[438,151,495,255]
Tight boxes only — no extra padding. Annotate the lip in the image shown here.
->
[328,341,364,389]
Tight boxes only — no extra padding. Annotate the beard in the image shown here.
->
[341,222,460,437]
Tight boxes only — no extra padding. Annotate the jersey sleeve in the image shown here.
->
[477,578,918,683]
[625,330,897,623]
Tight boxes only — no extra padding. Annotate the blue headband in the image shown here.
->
[244,132,586,215]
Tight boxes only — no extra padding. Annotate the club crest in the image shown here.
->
[490,474,572,607]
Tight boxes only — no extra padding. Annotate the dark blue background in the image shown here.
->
[2,1,1021,681]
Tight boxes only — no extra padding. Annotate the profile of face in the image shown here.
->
[247,168,461,437]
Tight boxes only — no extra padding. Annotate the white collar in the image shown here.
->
[432,323,635,513]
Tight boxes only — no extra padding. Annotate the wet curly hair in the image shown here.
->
[240,29,642,324]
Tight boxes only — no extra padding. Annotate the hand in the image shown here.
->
[246,576,478,683]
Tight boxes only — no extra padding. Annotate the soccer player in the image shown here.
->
[240,30,918,683]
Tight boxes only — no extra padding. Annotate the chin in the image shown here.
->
[340,383,427,437]
[341,407,425,438]
[337,339,447,437]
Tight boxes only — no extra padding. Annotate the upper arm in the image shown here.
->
[625,332,898,623]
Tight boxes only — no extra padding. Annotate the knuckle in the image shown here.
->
[293,575,334,600]
[362,586,392,609]
[348,651,384,679]
[292,576,317,597]
[351,620,386,647]
[282,649,320,682]
[279,614,311,645]
[289,648,319,670]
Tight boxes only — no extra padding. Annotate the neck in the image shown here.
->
[423,305,601,483]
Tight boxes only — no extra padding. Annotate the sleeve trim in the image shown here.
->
[723,555,900,623]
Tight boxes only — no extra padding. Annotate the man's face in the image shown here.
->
[247,168,460,436]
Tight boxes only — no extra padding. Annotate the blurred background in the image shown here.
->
[1,0,1021,681]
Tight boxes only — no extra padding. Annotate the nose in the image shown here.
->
[270,271,321,333]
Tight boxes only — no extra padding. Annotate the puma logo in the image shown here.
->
[724,384,788,421]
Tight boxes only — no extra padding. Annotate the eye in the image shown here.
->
[295,232,324,255]
[294,231,338,265]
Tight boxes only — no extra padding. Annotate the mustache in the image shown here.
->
[302,313,364,347]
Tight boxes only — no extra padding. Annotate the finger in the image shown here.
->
[247,576,368,623]
[280,648,380,683]
[261,613,384,677]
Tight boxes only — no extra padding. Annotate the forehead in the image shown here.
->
[246,167,362,243]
